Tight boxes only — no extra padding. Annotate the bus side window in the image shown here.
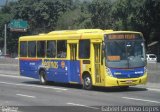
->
[47,41,56,58]
[20,41,27,57]
[37,41,46,58]
[79,39,90,59]
[28,41,36,57]
[57,40,67,58]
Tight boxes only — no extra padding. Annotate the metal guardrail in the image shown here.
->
[0,58,18,64]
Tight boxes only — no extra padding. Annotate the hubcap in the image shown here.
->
[41,75,45,83]
[85,77,91,86]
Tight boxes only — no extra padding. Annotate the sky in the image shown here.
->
[0,0,17,6]
[0,0,6,6]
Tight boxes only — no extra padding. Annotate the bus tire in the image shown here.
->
[39,70,47,85]
[83,74,92,90]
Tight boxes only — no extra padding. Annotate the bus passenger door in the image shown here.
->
[94,44,102,84]
[69,44,80,83]
[70,44,77,60]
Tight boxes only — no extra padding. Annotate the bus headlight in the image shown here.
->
[106,68,113,77]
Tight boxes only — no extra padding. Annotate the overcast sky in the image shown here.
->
[0,0,17,6]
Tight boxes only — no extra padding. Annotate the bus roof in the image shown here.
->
[48,30,77,35]
[19,29,104,41]
[19,29,144,41]
[48,29,104,35]
[76,29,104,33]
[104,30,143,35]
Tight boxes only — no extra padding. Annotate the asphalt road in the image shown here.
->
[0,74,160,112]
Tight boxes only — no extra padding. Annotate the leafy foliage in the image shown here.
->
[0,0,160,55]
[88,0,113,29]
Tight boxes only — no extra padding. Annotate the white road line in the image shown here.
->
[0,74,33,80]
[16,94,36,98]
[0,64,19,66]
[67,102,99,110]
[0,81,68,91]
[147,88,160,92]
[1,74,160,93]
[122,97,160,104]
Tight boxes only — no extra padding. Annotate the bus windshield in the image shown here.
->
[105,34,146,68]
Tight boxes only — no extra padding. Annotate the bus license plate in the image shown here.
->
[126,80,133,83]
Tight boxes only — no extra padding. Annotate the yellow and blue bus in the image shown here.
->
[19,29,147,89]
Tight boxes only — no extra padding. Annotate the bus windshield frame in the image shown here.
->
[104,33,146,69]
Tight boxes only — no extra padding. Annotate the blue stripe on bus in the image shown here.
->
[20,59,81,83]
[109,67,144,78]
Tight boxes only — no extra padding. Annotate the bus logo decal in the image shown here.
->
[61,61,65,68]
[42,60,58,69]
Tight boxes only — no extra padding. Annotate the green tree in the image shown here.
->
[56,1,92,29]
[88,0,113,29]
[112,0,160,43]
[0,9,14,52]
[136,0,160,42]
[1,0,160,55]
[9,0,72,34]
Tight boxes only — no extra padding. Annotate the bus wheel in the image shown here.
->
[83,75,92,90]
[39,70,47,85]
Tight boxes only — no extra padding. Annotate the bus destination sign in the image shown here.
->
[107,34,141,40]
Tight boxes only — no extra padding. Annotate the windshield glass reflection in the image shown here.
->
[105,36,146,68]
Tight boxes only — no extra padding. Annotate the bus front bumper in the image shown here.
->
[105,73,147,87]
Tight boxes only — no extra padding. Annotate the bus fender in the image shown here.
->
[82,71,91,79]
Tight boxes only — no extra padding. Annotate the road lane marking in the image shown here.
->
[0,74,33,80]
[1,74,160,93]
[0,81,68,91]
[122,97,160,104]
[0,64,19,66]
[147,88,160,92]
[16,94,36,98]
[67,102,99,110]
